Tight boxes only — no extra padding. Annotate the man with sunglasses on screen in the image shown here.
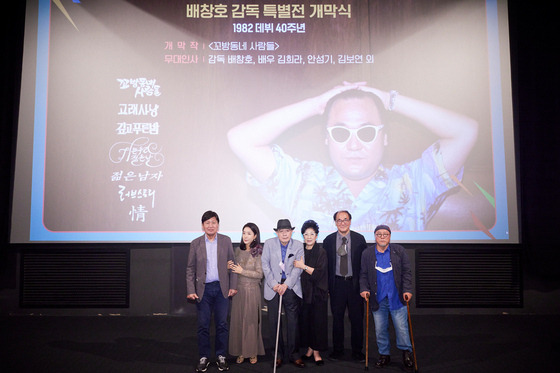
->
[227,82,478,232]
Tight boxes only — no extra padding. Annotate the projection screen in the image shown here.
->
[11,0,518,243]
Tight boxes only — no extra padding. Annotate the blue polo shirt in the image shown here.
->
[375,245,402,310]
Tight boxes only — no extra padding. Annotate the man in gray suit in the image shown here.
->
[262,219,305,368]
[187,211,238,372]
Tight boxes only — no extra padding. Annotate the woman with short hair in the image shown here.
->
[294,219,328,365]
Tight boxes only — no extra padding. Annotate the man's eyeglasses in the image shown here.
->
[375,233,390,238]
[327,124,384,145]
[336,218,350,224]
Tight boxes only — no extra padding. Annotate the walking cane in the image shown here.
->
[406,299,419,373]
[273,293,283,373]
[365,295,370,370]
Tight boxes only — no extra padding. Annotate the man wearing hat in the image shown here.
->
[359,225,415,371]
[262,219,305,368]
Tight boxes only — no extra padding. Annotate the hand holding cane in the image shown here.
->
[406,298,419,373]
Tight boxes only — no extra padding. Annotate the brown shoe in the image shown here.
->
[276,359,282,368]
[292,358,306,368]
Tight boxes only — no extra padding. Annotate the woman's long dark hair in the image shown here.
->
[240,222,263,257]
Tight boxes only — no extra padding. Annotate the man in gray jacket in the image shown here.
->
[262,219,305,368]
[187,211,238,372]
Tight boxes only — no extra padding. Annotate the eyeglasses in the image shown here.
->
[375,233,390,238]
[336,218,350,224]
[327,124,384,145]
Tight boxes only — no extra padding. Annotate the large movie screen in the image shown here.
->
[11,0,518,243]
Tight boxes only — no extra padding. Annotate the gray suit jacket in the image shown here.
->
[186,233,237,301]
[261,237,304,300]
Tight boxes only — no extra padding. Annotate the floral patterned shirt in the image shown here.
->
[247,142,461,232]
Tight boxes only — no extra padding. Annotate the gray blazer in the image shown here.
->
[261,237,304,300]
[186,233,237,301]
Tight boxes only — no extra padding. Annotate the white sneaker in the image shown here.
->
[196,357,210,372]
[217,355,229,371]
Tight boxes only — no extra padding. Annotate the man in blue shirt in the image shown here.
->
[359,224,415,371]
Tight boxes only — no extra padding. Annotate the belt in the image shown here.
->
[335,275,353,281]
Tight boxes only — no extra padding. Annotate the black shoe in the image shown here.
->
[315,357,325,366]
[375,355,391,368]
[329,350,344,360]
[352,351,366,362]
[217,355,229,371]
[196,357,210,372]
[301,354,312,361]
[402,350,414,371]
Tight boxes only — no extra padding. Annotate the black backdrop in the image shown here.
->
[1,1,559,295]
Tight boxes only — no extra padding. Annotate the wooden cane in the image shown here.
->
[406,299,419,373]
[365,295,369,370]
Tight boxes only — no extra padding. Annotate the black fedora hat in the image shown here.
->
[274,219,295,231]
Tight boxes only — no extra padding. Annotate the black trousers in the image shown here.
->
[267,289,301,362]
[299,299,328,352]
[330,277,364,353]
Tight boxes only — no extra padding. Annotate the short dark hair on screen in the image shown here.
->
[324,89,386,123]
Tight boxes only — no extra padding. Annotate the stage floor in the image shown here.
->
[1,313,557,372]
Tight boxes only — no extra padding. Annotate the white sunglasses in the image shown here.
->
[327,124,384,145]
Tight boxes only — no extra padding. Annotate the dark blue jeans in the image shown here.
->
[196,281,230,358]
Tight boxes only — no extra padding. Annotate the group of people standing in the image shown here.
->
[186,210,416,372]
